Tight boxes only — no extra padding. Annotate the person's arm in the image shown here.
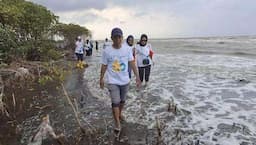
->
[100,49,108,89]
[129,61,141,88]
[132,47,136,57]
[100,64,107,89]
[148,44,154,65]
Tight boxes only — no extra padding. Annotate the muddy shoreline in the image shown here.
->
[0,61,159,145]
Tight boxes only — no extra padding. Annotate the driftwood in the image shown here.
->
[156,116,162,137]
[0,76,9,117]
[29,115,64,145]
[156,116,168,145]
[0,76,4,113]
[61,83,96,134]
[12,93,16,109]
[34,104,52,110]
[0,68,21,76]
[0,67,29,78]
[168,98,177,114]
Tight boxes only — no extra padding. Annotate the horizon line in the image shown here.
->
[93,34,256,41]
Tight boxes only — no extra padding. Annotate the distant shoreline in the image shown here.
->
[150,35,256,40]
[95,35,256,41]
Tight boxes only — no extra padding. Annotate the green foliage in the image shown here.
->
[0,0,58,40]
[38,62,70,86]
[19,1,58,40]
[45,49,62,60]
[0,0,60,62]
[24,40,62,61]
[0,0,23,28]
[38,75,53,85]
[52,23,91,48]
[0,0,91,63]
[0,24,17,63]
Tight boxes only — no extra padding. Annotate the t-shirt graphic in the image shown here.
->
[112,58,126,72]
[101,45,133,85]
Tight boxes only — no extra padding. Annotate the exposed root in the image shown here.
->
[156,116,162,137]
[29,115,64,145]
[0,76,4,113]
[0,76,9,117]
[34,104,52,110]
[61,83,96,134]
[168,98,177,114]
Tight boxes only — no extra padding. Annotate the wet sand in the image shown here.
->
[0,64,159,145]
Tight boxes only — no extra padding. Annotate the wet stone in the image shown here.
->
[240,141,250,145]
[217,123,240,133]
[249,137,256,143]
[120,122,148,145]
[214,132,221,136]
[212,137,218,142]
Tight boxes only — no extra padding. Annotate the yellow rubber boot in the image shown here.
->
[76,61,80,68]
[80,61,84,69]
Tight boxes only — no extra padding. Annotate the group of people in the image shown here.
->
[99,27,154,135]
[74,36,99,68]
[74,27,154,135]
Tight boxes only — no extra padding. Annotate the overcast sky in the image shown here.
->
[30,0,256,40]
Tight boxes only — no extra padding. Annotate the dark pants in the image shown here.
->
[76,53,83,61]
[138,65,151,82]
[86,49,92,56]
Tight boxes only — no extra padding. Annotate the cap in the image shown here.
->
[77,36,81,39]
[111,27,123,37]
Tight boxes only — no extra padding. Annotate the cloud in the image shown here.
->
[78,6,184,39]
[175,0,256,36]
[29,0,256,39]
[29,0,108,12]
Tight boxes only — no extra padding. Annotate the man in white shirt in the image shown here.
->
[74,36,84,61]
[100,27,141,134]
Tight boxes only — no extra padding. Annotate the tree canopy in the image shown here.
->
[0,0,91,62]
[52,23,91,48]
[0,0,58,40]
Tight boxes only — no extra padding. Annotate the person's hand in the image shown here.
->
[135,77,141,88]
[100,78,104,89]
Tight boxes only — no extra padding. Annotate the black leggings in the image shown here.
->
[138,65,151,82]
[76,53,84,61]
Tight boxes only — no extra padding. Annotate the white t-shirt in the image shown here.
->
[103,41,111,49]
[135,43,153,67]
[84,42,90,50]
[123,42,134,56]
[101,44,134,85]
[75,41,84,54]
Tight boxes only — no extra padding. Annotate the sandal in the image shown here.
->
[114,127,121,138]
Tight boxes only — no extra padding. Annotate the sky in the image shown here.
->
[30,0,256,40]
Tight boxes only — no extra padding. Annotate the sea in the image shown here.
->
[84,36,256,145]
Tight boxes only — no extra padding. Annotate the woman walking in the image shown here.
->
[124,35,135,78]
[135,34,154,86]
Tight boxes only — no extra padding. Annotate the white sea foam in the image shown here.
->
[84,37,256,144]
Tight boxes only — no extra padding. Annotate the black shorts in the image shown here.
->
[75,53,83,61]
